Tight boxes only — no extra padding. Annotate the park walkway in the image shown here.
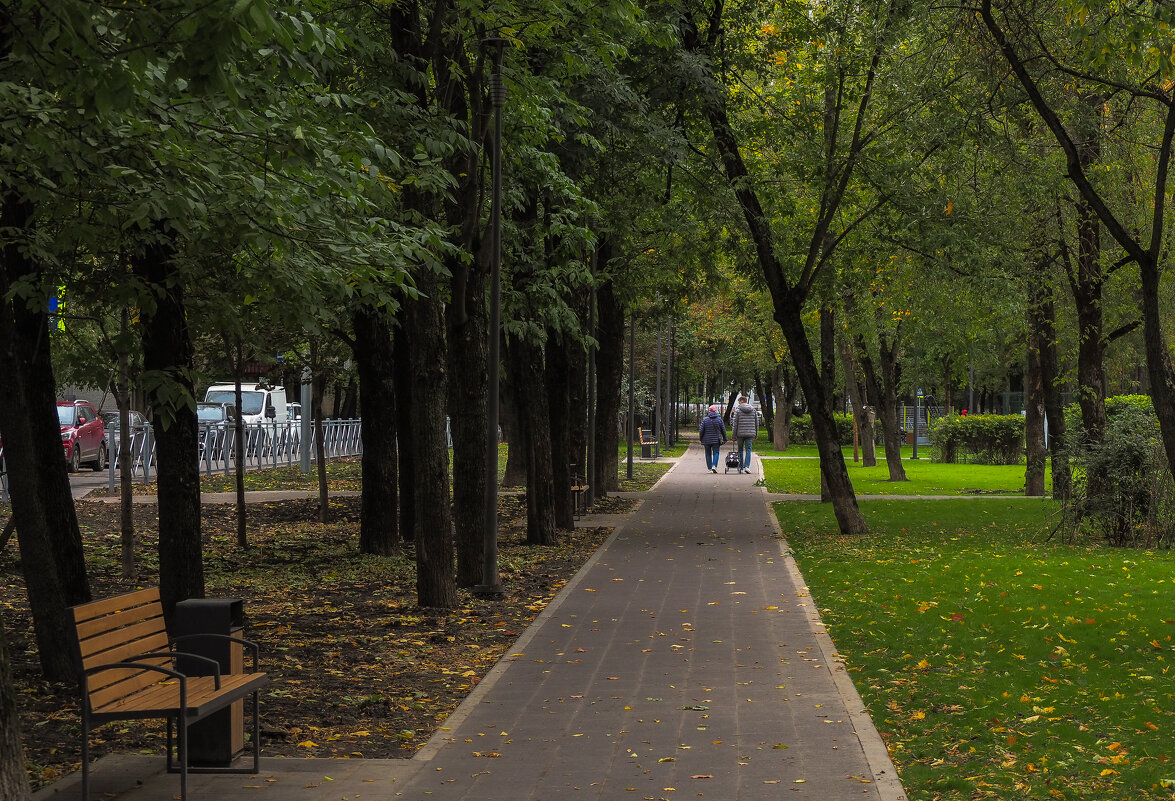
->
[39,442,906,801]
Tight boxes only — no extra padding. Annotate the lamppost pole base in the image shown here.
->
[472,584,506,600]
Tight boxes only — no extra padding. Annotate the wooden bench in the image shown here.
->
[69,587,269,801]
[571,480,590,517]
[569,463,590,518]
[639,428,658,460]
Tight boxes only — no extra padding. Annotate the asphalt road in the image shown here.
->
[67,468,135,499]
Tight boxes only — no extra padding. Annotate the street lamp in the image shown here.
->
[476,37,507,600]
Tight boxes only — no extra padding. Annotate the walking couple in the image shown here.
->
[698,396,758,474]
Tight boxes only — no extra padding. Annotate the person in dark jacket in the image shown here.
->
[698,405,727,473]
[730,395,758,474]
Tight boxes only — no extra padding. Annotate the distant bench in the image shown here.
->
[639,428,657,460]
[69,587,268,801]
[570,462,590,518]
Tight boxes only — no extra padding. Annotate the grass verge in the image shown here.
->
[762,454,1039,495]
[779,497,1175,800]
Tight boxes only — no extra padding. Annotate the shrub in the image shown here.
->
[929,413,1024,465]
[788,413,854,445]
[1058,400,1175,547]
[1064,393,1154,442]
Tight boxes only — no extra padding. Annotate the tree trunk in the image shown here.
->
[440,62,490,586]
[770,365,797,450]
[1137,252,1175,497]
[509,337,558,545]
[405,274,457,608]
[338,377,359,419]
[0,623,30,801]
[500,378,526,487]
[839,334,876,467]
[1034,284,1070,497]
[568,293,590,475]
[117,306,136,577]
[353,305,399,555]
[1070,199,1108,492]
[546,336,575,530]
[569,330,589,477]
[755,373,774,443]
[818,303,837,499]
[311,342,330,524]
[776,300,866,533]
[223,339,247,548]
[855,333,906,480]
[1025,304,1047,496]
[393,324,416,544]
[446,254,488,585]
[594,273,623,495]
[877,336,908,482]
[136,237,204,621]
[0,193,91,680]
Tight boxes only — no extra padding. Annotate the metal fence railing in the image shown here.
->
[102,419,363,491]
[170,419,364,485]
[0,419,365,503]
[0,419,369,503]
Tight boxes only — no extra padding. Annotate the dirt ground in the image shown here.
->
[4,491,632,790]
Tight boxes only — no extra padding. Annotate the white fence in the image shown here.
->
[105,419,364,489]
[0,419,365,503]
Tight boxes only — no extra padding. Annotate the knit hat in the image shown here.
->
[708,405,718,413]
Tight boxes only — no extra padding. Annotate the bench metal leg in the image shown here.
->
[166,690,264,778]
[81,709,91,801]
[179,715,189,801]
[252,688,261,774]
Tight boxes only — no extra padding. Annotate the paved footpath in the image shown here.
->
[40,443,905,801]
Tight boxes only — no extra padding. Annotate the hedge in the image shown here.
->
[928,413,1024,465]
[788,413,856,446]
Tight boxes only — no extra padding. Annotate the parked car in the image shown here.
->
[204,382,287,424]
[59,400,106,472]
[196,402,236,461]
[100,409,147,432]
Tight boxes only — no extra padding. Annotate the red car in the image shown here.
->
[58,400,106,472]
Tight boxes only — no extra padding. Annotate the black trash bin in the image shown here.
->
[174,598,246,767]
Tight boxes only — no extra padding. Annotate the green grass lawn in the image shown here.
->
[762,453,1040,496]
[764,442,910,458]
[780,497,1175,800]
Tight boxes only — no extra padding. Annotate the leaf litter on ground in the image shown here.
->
[6,460,639,790]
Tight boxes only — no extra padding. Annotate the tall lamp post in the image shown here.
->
[476,38,507,600]
[626,307,635,481]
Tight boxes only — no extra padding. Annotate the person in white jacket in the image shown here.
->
[730,396,758,474]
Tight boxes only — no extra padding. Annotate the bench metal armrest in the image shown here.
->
[134,650,225,686]
[84,660,186,683]
[170,633,262,670]
[81,660,196,702]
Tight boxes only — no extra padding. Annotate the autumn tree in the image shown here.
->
[976,0,1175,488]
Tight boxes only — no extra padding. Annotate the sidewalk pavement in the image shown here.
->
[80,489,363,503]
[39,443,905,801]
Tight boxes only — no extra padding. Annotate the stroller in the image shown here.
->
[723,449,741,474]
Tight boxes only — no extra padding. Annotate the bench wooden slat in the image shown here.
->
[92,673,268,719]
[87,663,176,709]
[75,606,167,646]
[78,626,170,670]
[72,587,160,625]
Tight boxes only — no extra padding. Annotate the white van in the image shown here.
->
[204,383,287,425]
